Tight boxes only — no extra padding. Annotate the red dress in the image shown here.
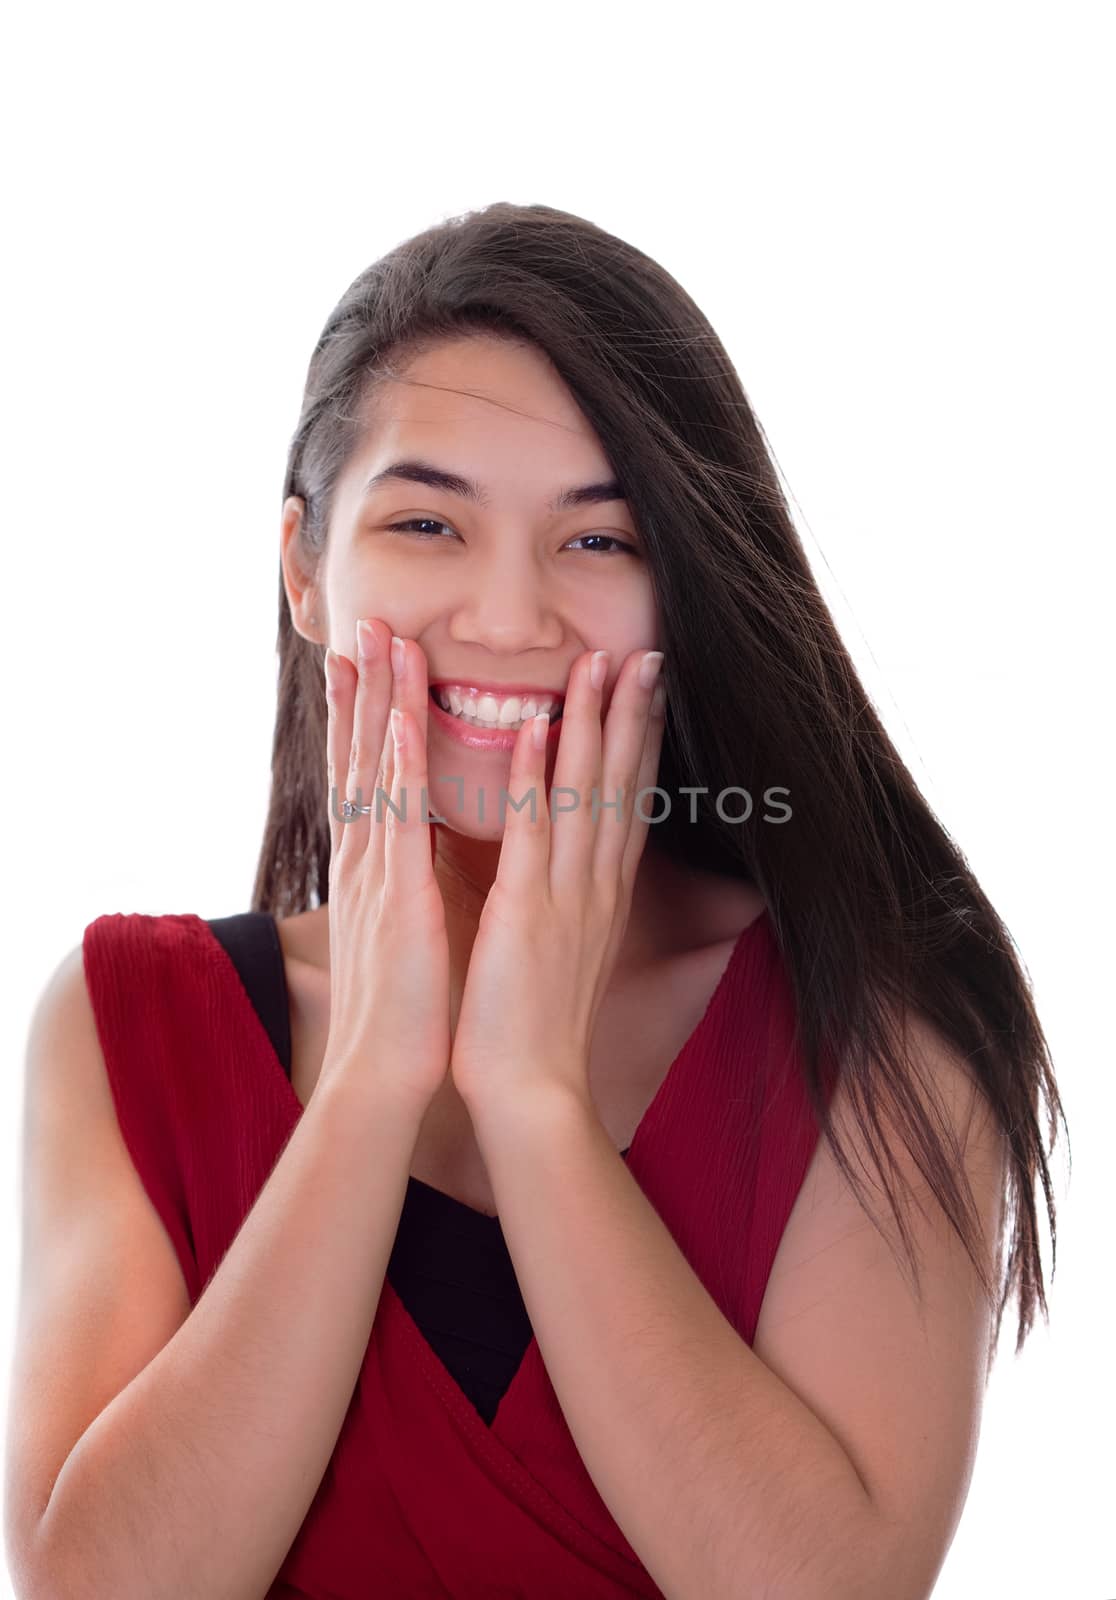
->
[81,907,835,1599]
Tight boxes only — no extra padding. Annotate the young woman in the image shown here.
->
[8,202,1066,1600]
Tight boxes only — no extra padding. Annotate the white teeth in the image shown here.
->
[434,687,563,728]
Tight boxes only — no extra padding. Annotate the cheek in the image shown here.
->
[570,563,656,617]
[324,564,419,643]
[580,583,659,653]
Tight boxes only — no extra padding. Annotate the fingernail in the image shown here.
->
[638,651,664,690]
[590,650,609,691]
[357,619,376,661]
[391,636,406,678]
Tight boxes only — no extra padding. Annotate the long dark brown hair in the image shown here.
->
[252,200,1068,1358]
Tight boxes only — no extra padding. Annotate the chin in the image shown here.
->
[426,776,552,842]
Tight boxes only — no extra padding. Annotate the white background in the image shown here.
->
[2,3,1111,1596]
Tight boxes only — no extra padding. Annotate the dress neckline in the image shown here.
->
[198,904,770,1218]
[194,902,772,1447]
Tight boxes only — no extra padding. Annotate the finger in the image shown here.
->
[345,617,394,863]
[548,648,608,895]
[370,672,396,873]
[324,646,356,869]
[396,634,433,827]
[382,636,438,893]
[616,667,667,906]
[492,704,553,901]
[593,650,664,889]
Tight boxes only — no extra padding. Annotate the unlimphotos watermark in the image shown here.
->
[330,779,792,826]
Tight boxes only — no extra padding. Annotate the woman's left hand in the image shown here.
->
[449,646,667,1119]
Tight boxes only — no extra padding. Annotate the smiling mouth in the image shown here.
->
[428,686,565,729]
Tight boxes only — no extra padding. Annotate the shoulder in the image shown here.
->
[23,941,138,1201]
[764,1009,1006,1305]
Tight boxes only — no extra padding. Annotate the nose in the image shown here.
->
[446,545,565,653]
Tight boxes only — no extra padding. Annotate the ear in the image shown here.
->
[280,495,325,644]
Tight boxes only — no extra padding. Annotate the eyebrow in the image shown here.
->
[359,458,628,514]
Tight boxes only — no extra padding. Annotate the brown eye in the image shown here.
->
[387,518,456,541]
[565,534,637,555]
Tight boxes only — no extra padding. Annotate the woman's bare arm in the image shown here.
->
[14,963,425,1600]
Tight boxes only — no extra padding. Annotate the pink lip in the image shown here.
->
[426,689,562,753]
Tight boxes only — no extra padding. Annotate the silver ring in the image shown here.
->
[340,799,373,819]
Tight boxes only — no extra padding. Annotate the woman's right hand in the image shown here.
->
[318,617,451,1119]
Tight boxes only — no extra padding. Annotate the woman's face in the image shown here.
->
[282,333,659,843]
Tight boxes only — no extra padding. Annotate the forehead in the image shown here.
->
[367,334,595,441]
[350,336,624,505]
